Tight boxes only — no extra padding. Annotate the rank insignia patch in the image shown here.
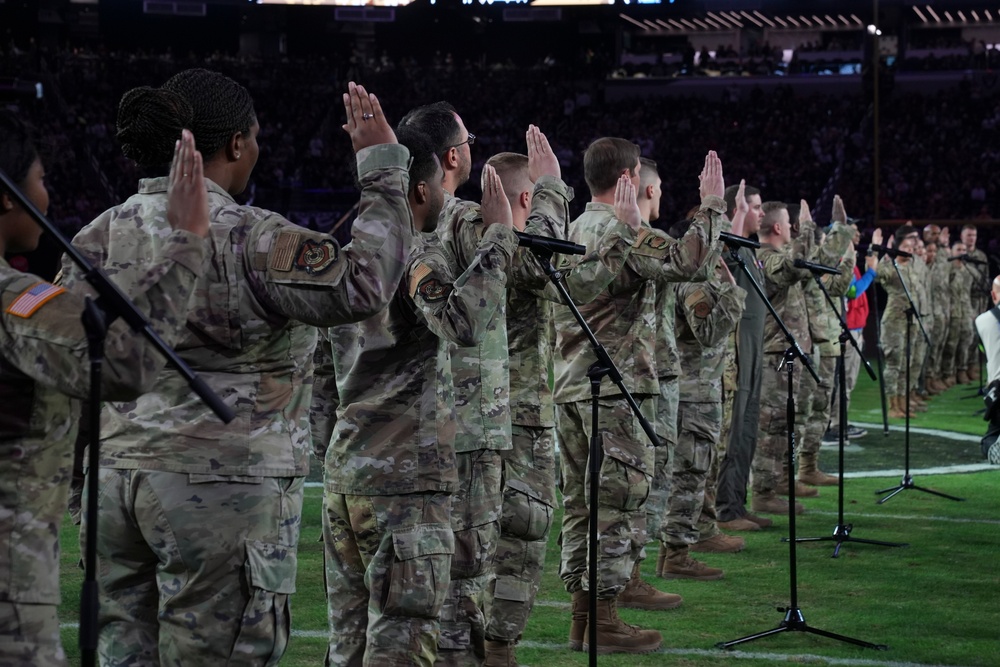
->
[295,239,339,275]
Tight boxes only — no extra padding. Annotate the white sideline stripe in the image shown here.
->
[57,623,959,665]
[810,509,1000,526]
[851,421,981,442]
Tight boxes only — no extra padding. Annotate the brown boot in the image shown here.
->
[484,640,518,667]
[776,479,819,498]
[798,452,839,486]
[927,378,945,394]
[581,597,663,655]
[660,545,724,580]
[745,512,774,528]
[751,491,805,515]
[569,590,587,651]
[968,363,980,379]
[618,563,683,610]
[888,395,905,419]
[690,532,745,553]
[717,517,761,532]
[907,392,928,412]
[957,370,971,385]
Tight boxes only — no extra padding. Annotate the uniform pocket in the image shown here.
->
[500,459,554,542]
[383,524,454,620]
[229,540,297,665]
[591,433,651,512]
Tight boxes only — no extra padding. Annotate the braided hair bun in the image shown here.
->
[117,86,194,169]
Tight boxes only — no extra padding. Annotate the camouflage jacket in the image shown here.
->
[322,226,517,495]
[928,258,952,320]
[655,282,679,380]
[553,195,729,403]
[675,277,746,403]
[948,259,978,320]
[61,144,412,477]
[0,233,205,605]
[878,256,921,322]
[803,243,856,355]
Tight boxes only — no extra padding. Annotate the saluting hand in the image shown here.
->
[166,129,210,239]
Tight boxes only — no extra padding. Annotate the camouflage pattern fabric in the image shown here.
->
[310,328,339,462]
[878,257,922,396]
[556,397,655,598]
[799,354,838,458]
[910,256,931,388]
[967,248,991,363]
[944,261,977,376]
[483,425,556,643]
[0,233,205,662]
[646,377,677,545]
[59,144,413,665]
[926,258,952,382]
[324,491,453,667]
[752,354,803,495]
[88,470,301,667]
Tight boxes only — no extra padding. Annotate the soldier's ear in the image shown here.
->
[414,181,429,206]
[0,192,13,214]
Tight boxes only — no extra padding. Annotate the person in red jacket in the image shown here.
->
[826,225,882,443]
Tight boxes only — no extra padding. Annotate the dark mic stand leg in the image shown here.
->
[793,328,907,556]
[718,348,887,651]
[876,308,965,504]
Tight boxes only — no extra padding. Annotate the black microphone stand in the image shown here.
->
[718,248,884,651]
[869,256,890,436]
[0,170,235,667]
[526,245,660,667]
[875,257,962,505]
[791,271,907,556]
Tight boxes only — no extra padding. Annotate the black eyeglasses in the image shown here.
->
[450,132,475,148]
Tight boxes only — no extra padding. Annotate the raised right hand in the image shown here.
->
[342,81,396,153]
[166,129,210,239]
[527,125,560,182]
[699,150,725,200]
[614,173,642,232]
[480,165,513,230]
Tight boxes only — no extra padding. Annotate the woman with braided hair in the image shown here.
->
[60,69,414,665]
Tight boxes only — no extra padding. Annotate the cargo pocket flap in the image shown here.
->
[601,433,650,476]
[245,540,298,595]
[391,524,455,561]
[503,459,556,508]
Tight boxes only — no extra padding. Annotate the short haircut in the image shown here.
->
[486,152,531,204]
[395,124,439,192]
[723,183,761,216]
[895,224,918,242]
[759,201,787,235]
[639,157,659,189]
[397,101,461,161]
[962,223,977,232]
[583,137,640,196]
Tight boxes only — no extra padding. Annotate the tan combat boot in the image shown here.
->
[957,370,971,385]
[618,562,683,610]
[717,516,761,532]
[751,491,805,515]
[776,479,819,498]
[690,532,746,553]
[660,545,724,580]
[484,640,518,667]
[888,395,906,419]
[568,590,588,651]
[581,597,663,655]
[968,363,980,380]
[798,452,839,486]
[907,392,928,412]
[744,512,774,528]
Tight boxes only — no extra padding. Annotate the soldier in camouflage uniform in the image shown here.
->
[877,233,922,418]
[554,145,729,654]
[750,201,853,516]
[944,241,978,387]
[795,203,856,489]
[911,239,931,401]
[962,224,989,380]
[319,127,517,667]
[924,234,953,393]
[660,244,746,581]
[60,73,413,667]
[0,120,209,667]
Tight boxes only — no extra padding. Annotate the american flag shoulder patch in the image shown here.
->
[6,282,66,319]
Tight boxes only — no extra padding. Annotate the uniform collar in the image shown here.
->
[137,176,235,203]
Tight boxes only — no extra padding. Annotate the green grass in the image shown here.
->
[55,378,1000,666]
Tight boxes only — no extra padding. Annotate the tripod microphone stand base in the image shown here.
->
[716,606,889,650]
[875,474,965,504]
[789,523,908,558]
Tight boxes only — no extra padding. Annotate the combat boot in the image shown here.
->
[581,597,663,655]
[717,516,761,532]
[776,479,819,498]
[957,370,970,385]
[618,562,682,610]
[690,533,745,553]
[568,590,588,651]
[751,491,805,515]
[888,395,906,419]
[484,640,518,667]
[944,374,957,388]
[798,452,839,486]
[968,363,980,380]
[908,392,928,412]
[745,512,773,528]
[660,545,724,580]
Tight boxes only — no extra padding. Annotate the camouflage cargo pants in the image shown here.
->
[324,491,454,667]
[752,354,803,495]
[800,352,836,459]
[881,320,909,396]
[663,400,722,548]
[943,310,974,379]
[484,425,556,643]
[556,396,655,599]
[85,469,302,667]
[0,602,65,667]
[928,312,949,381]
[647,377,678,545]
[436,450,502,667]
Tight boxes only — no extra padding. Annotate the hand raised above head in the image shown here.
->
[166,129,209,239]
[831,194,847,224]
[342,81,396,153]
[735,179,749,215]
[527,124,560,182]
[699,150,725,200]
[480,165,513,230]
[799,199,813,223]
[871,228,883,246]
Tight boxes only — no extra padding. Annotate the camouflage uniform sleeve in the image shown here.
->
[310,327,339,461]
[809,220,853,268]
[826,244,857,297]
[409,225,519,347]
[763,245,812,288]
[248,143,412,326]
[1,230,207,401]
[876,254,902,289]
[626,194,729,283]
[508,175,574,292]
[677,280,747,349]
